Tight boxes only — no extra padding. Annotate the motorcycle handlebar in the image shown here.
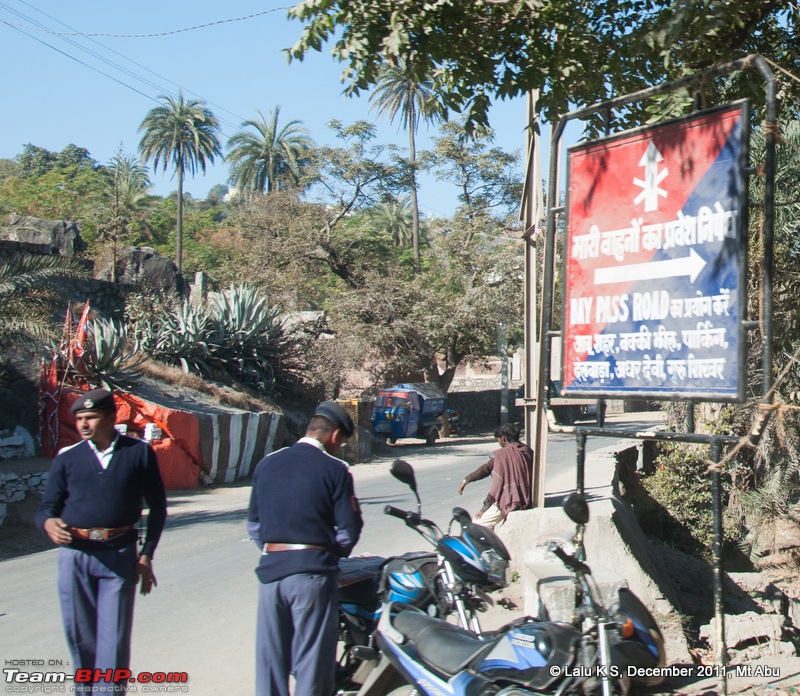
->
[383,505,436,530]
[384,505,414,520]
[549,542,591,575]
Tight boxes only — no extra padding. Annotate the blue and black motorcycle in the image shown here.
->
[352,491,666,696]
[337,459,511,691]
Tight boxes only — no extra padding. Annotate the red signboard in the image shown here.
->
[562,103,748,400]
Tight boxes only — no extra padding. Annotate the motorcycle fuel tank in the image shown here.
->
[475,621,581,690]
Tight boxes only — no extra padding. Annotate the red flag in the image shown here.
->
[69,302,91,377]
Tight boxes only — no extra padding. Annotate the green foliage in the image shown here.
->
[78,317,142,389]
[136,300,215,375]
[641,443,739,558]
[134,284,300,394]
[16,143,98,178]
[288,0,800,131]
[138,92,222,178]
[368,196,416,247]
[0,256,90,352]
[733,460,800,555]
[0,165,108,241]
[227,106,315,194]
[370,61,447,267]
[94,148,155,277]
[431,120,521,216]
[0,159,18,180]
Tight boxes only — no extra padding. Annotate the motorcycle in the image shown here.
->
[336,458,511,691]
[446,408,467,436]
[355,491,666,696]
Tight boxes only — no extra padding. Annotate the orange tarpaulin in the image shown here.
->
[57,389,202,490]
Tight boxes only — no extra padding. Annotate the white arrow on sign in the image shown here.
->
[594,247,707,285]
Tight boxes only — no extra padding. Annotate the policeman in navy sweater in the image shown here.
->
[248,400,363,696]
[35,389,167,692]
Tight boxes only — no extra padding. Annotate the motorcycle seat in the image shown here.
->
[394,610,492,676]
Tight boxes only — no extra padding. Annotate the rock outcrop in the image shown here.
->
[1,214,87,256]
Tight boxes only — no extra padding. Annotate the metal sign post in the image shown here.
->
[526,55,778,694]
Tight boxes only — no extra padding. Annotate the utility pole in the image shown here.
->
[521,90,547,506]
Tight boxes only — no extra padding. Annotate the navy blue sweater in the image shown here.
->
[248,440,363,583]
[35,436,168,558]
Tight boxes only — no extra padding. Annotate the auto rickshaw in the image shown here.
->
[370,383,446,445]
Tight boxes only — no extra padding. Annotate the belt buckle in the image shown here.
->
[89,529,105,541]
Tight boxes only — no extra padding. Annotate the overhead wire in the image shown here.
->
[0,6,289,38]
[0,20,157,104]
[11,0,267,131]
[0,1,287,142]
[1,2,172,101]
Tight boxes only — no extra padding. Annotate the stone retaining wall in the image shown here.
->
[445,389,524,433]
[0,470,48,526]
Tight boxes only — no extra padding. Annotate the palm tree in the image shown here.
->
[138,92,222,273]
[370,196,414,247]
[227,106,314,194]
[0,256,89,351]
[370,62,446,270]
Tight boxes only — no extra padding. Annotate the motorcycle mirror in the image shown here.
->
[390,459,417,492]
[452,507,472,524]
[390,459,421,514]
[563,492,590,525]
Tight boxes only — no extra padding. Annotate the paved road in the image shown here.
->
[0,414,660,695]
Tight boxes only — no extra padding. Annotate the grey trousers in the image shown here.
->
[256,572,338,696]
[57,544,137,694]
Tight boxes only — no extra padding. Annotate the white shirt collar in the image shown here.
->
[297,436,350,467]
[87,435,119,470]
[298,436,325,451]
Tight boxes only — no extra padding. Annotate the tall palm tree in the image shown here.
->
[370,62,446,270]
[227,106,314,194]
[138,92,222,273]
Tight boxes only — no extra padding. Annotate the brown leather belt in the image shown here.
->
[263,542,328,553]
[69,525,135,541]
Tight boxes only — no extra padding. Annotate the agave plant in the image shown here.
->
[136,300,217,376]
[83,317,143,388]
[208,284,294,390]
[132,283,302,393]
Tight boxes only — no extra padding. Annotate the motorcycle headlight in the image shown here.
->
[482,550,509,587]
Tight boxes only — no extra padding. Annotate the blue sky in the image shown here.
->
[0,0,543,218]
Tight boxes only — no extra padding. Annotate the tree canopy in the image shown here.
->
[288,0,800,130]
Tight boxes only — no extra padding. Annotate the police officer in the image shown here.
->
[248,400,363,696]
[35,389,167,693]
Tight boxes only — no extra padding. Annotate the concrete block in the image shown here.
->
[726,571,787,615]
[524,556,627,622]
[503,497,680,617]
[700,611,784,650]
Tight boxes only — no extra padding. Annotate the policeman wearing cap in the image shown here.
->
[35,389,167,693]
[247,400,363,696]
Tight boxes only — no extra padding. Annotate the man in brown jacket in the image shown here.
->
[458,423,533,529]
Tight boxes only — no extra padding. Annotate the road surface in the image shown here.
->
[0,414,660,694]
